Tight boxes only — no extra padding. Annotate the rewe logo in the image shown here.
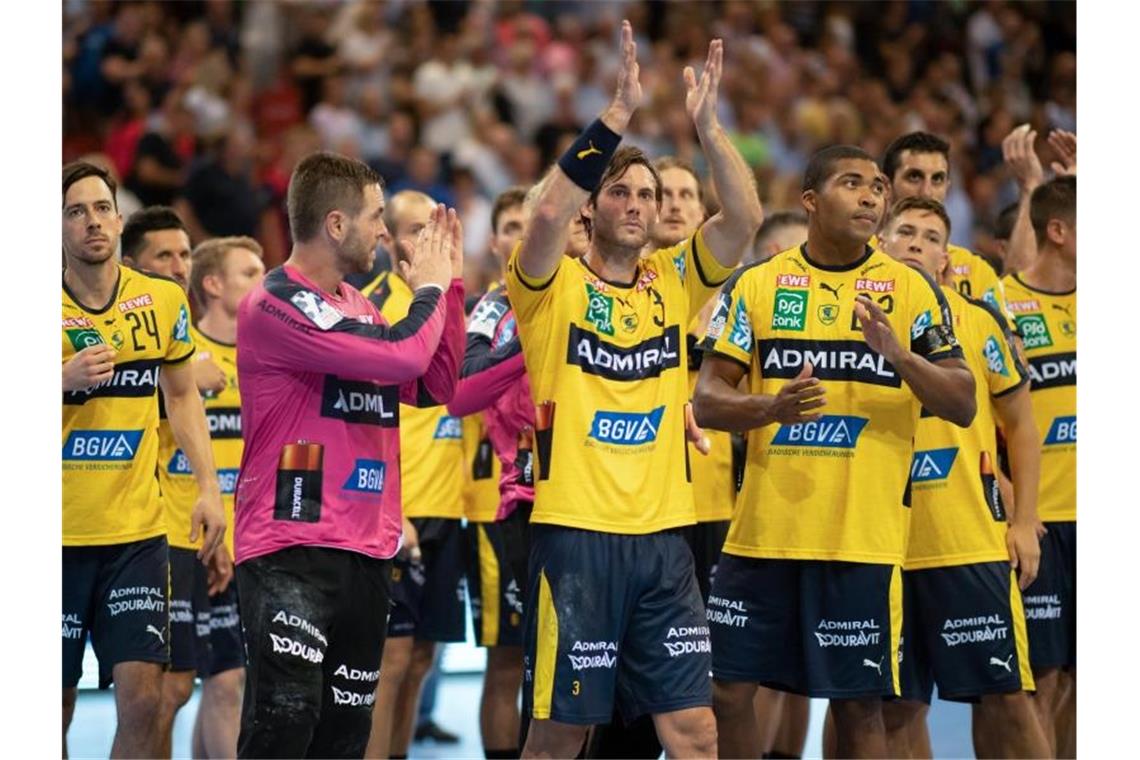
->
[343,459,386,493]
[434,416,462,439]
[1044,416,1076,445]
[63,430,144,461]
[855,278,895,293]
[990,654,1013,673]
[588,406,666,446]
[776,274,810,288]
[910,447,959,482]
[771,415,869,449]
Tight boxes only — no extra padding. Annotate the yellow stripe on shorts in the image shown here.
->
[889,565,903,696]
[1009,570,1036,691]
[532,569,558,719]
[478,525,501,646]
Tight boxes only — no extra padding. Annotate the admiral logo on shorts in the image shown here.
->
[170,598,194,624]
[1023,594,1063,620]
[706,595,748,628]
[334,664,380,683]
[62,613,83,640]
[106,585,165,616]
[270,632,325,663]
[272,609,329,646]
[940,614,1008,647]
[814,618,881,648]
[662,626,712,658]
[568,641,618,671]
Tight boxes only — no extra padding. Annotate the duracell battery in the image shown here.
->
[979,450,1005,522]
[274,441,324,523]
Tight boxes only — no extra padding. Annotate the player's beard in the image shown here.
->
[336,222,375,274]
[593,215,649,258]
[66,240,117,267]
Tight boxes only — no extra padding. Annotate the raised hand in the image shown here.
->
[768,362,826,425]
[604,20,642,129]
[1047,129,1076,176]
[854,296,906,365]
[685,38,723,136]
[400,203,453,290]
[1002,124,1044,192]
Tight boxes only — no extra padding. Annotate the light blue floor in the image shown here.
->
[67,673,975,759]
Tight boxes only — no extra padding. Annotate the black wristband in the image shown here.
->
[557,119,622,192]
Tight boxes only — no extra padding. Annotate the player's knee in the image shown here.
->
[830,697,882,729]
[408,643,435,680]
[119,685,164,731]
[676,710,718,755]
[381,639,413,683]
[882,700,922,733]
[162,672,197,712]
[206,668,245,706]
[713,679,758,717]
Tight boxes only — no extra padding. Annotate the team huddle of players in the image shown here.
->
[62,21,1075,760]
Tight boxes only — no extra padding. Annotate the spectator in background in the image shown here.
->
[391,146,455,208]
[289,8,341,114]
[310,75,363,150]
[497,35,554,141]
[95,2,147,117]
[370,109,419,189]
[413,33,477,159]
[126,89,196,207]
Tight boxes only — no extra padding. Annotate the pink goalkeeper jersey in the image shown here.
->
[448,283,534,519]
[234,265,464,564]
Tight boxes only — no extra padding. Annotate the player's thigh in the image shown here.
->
[1022,522,1076,671]
[62,545,100,688]
[413,518,468,643]
[205,581,246,677]
[91,536,170,687]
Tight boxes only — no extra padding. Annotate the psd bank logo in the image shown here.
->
[910,447,959,482]
[770,415,869,448]
[63,430,144,461]
[588,406,666,446]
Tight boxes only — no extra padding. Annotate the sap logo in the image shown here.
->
[771,416,869,448]
[167,449,192,475]
[728,298,753,350]
[173,305,191,343]
[776,273,810,288]
[1044,416,1076,445]
[588,406,665,446]
[1027,352,1076,390]
[344,459,386,493]
[982,336,1009,377]
[855,278,895,293]
[217,468,240,495]
[118,293,154,313]
[982,289,1000,309]
[321,377,399,426]
[910,447,958,482]
[205,408,242,439]
[63,430,144,461]
[434,416,463,440]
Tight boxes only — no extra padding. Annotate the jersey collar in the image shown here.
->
[799,242,875,272]
[62,265,122,314]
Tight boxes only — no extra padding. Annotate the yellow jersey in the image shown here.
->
[63,266,195,546]
[506,228,733,534]
[463,413,503,522]
[905,288,1027,569]
[703,245,962,565]
[1002,274,1076,522]
[363,271,465,518]
[687,332,734,523]
[195,327,243,555]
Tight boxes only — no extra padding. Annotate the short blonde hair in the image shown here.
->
[190,236,264,310]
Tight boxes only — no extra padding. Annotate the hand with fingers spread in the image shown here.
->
[1002,123,1044,192]
[400,203,453,291]
[768,363,827,425]
[63,344,117,392]
[854,296,906,366]
[1006,519,1041,591]
[684,402,711,455]
[685,38,723,137]
[1047,129,1076,176]
[602,20,643,131]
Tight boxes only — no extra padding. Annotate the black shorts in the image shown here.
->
[465,502,532,648]
[62,535,170,689]
[169,546,213,673]
[1022,521,1076,670]
[206,581,245,676]
[522,526,712,725]
[387,517,467,642]
[679,519,729,602]
[709,555,902,699]
[898,562,1034,703]
[236,546,390,759]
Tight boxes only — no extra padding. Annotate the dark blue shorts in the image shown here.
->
[62,535,170,689]
[1022,521,1076,670]
[206,581,246,676]
[898,561,1034,703]
[169,546,213,673]
[679,519,729,602]
[387,518,467,642]
[709,555,902,699]
[522,525,712,725]
[465,503,531,647]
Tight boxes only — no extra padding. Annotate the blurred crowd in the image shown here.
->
[63,0,1076,293]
